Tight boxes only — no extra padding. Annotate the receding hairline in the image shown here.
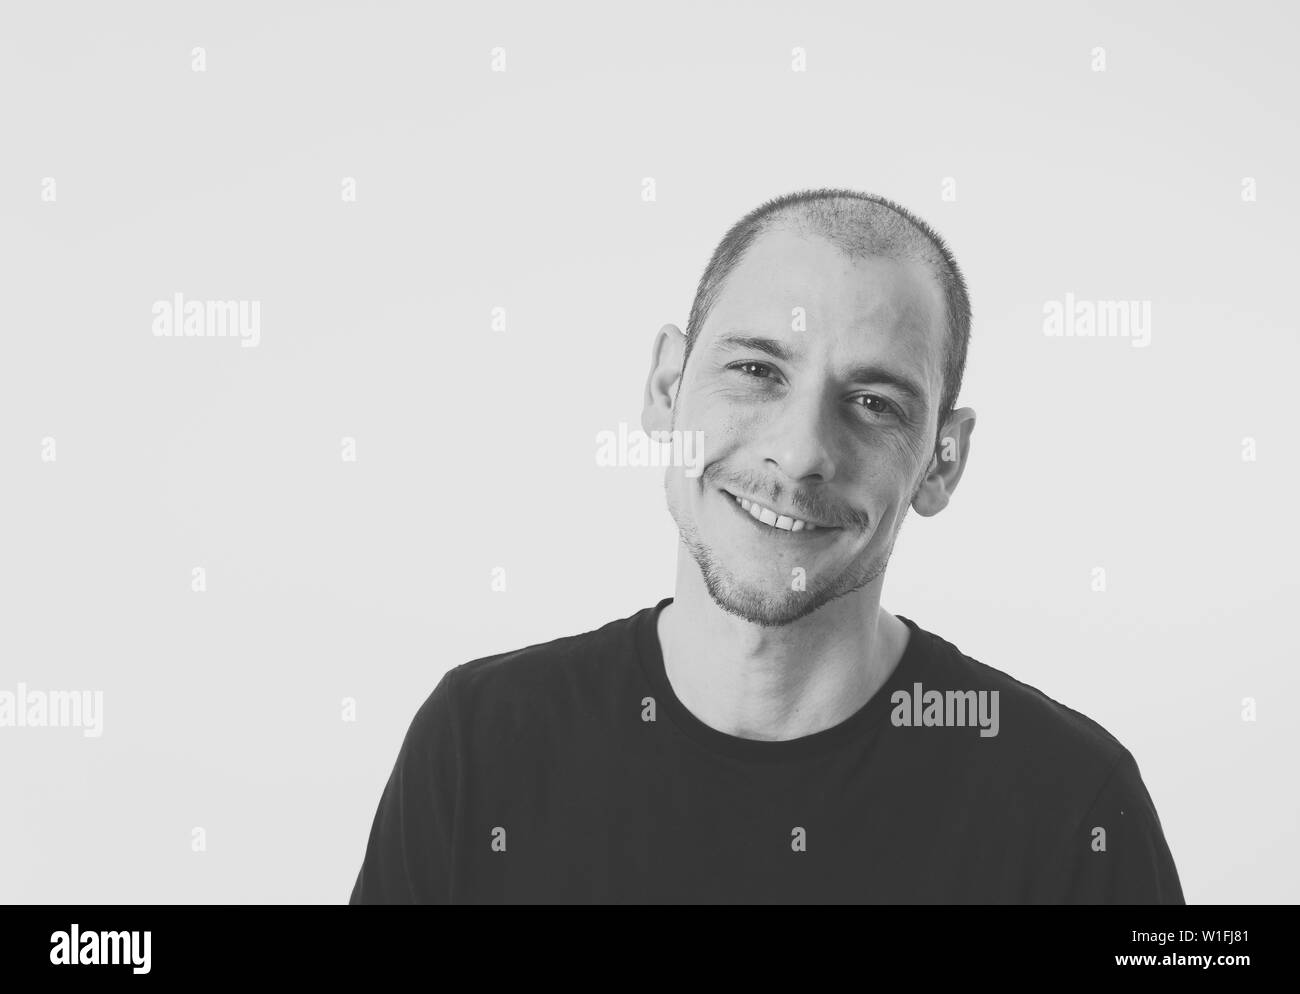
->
[688,191,961,345]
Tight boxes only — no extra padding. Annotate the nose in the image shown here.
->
[762,387,836,484]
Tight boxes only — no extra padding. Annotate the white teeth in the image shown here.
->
[731,493,818,533]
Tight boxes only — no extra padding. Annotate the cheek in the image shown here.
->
[692,385,746,419]
[836,451,924,526]
[840,435,913,485]
[676,400,750,455]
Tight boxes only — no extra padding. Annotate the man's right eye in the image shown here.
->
[729,361,775,379]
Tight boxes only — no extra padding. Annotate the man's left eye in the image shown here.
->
[853,395,898,417]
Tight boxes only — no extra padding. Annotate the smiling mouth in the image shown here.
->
[721,489,837,534]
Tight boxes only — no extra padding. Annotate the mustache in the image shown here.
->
[710,468,870,531]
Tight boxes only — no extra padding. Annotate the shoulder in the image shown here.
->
[454,605,646,697]
[900,618,1135,790]
[406,604,650,743]
[898,620,1183,897]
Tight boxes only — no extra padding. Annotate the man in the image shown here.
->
[350,188,1184,904]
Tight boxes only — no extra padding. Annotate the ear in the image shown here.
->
[912,408,976,517]
[642,323,686,436]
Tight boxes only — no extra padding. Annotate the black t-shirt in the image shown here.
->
[349,598,1184,904]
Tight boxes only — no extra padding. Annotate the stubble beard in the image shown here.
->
[666,478,899,628]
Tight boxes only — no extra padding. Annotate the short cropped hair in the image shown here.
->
[682,188,971,451]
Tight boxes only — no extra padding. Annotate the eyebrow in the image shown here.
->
[713,333,930,411]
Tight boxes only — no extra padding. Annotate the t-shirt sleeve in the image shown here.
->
[1058,750,1185,904]
[349,667,463,904]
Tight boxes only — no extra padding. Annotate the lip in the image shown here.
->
[720,488,841,535]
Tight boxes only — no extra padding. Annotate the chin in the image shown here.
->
[700,572,842,628]
[690,538,889,628]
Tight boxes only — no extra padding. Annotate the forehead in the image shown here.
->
[700,227,946,376]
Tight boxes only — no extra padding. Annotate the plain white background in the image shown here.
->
[1,0,1295,903]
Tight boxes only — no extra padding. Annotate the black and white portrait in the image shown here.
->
[4,1,1294,931]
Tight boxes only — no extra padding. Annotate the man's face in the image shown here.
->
[662,227,946,626]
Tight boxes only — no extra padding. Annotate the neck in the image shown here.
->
[657,545,907,741]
